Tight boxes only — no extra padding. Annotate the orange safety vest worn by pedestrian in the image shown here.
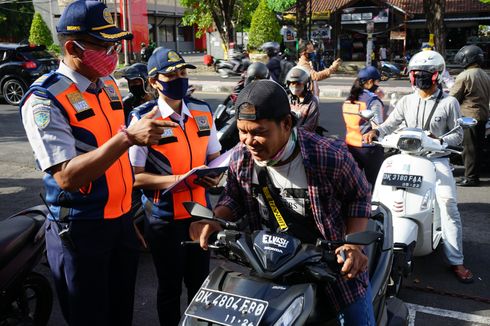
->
[342,100,372,147]
[20,72,133,220]
[131,98,213,220]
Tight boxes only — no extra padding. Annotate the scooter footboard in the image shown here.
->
[181,265,332,325]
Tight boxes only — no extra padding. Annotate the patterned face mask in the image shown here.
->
[73,41,119,77]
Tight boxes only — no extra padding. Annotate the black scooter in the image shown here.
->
[179,202,408,325]
[0,205,53,325]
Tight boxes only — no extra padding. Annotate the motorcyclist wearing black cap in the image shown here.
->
[190,80,376,325]
[19,2,177,325]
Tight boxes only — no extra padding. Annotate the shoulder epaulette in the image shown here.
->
[185,97,212,113]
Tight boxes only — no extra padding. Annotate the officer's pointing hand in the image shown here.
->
[127,107,178,146]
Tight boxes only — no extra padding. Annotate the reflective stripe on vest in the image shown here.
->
[44,75,133,219]
[342,100,370,147]
[143,103,212,220]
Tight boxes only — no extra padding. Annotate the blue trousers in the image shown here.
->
[45,215,139,326]
[338,283,376,326]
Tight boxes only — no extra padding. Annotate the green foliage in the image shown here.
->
[480,0,490,3]
[180,0,214,39]
[267,0,295,12]
[29,12,53,46]
[248,0,281,49]
[48,44,61,57]
[0,1,34,42]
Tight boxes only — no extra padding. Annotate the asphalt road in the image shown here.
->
[1,91,489,325]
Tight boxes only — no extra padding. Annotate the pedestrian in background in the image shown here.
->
[19,1,177,325]
[128,48,222,326]
[342,66,385,187]
[451,45,490,187]
[297,40,342,97]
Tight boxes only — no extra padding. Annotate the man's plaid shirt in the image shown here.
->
[217,128,372,310]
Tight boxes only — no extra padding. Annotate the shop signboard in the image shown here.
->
[390,31,406,40]
[341,7,389,24]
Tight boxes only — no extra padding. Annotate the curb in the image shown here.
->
[115,79,414,99]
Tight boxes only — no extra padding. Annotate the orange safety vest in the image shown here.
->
[342,100,371,147]
[134,99,213,220]
[23,72,133,220]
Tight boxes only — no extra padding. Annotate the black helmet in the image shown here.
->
[122,63,148,81]
[261,41,280,57]
[454,45,484,68]
[244,62,270,86]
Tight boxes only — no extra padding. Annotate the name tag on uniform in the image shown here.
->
[67,91,95,121]
[195,116,210,137]
[158,127,178,145]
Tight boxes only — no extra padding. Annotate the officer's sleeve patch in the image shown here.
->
[33,106,51,129]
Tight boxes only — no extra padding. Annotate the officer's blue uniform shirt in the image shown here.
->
[21,61,105,172]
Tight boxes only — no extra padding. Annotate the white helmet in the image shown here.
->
[408,50,446,83]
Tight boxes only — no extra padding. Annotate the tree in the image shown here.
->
[0,1,34,43]
[29,12,53,46]
[423,0,446,55]
[266,0,307,41]
[248,0,282,49]
[181,0,258,49]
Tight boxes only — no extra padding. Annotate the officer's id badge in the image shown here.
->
[161,128,175,138]
[33,106,51,129]
[195,116,210,132]
[103,85,119,102]
[66,92,90,113]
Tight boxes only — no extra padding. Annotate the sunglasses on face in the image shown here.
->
[73,40,122,55]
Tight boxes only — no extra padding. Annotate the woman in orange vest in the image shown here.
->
[342,66,386,187]
[128,48,222,326]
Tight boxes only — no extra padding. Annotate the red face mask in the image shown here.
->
[74,41,118,77]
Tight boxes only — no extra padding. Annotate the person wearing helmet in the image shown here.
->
[342,66,385,187]
[229,62,270,104]
[286,66,319,132]
[122,63,155,121]
[450,45,490,187]
[364,50,473,283]
[261,41,282,82]
[298,40,342,97]
[421,43,455,89]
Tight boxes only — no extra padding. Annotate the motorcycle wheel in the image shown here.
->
[21,272,53,326]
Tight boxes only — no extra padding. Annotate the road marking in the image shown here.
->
[407,303,490,325]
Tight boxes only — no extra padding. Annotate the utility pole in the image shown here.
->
[122,0,129,65]
[366,21,374,66]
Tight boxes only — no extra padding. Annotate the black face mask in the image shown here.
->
[414,72,434,90]
[129,84,146,98]
[156,78,188,100]
[369,84,379,93]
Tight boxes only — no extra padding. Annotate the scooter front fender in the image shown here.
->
[392,217,418,249]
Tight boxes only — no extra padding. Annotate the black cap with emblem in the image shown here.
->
[235,80,291,121]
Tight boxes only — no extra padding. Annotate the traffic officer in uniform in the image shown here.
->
[19,2,177,325]
[128,48,222,325]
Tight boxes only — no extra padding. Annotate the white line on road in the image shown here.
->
[407,303,490,325]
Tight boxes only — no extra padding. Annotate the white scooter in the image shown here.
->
[365,113,476,294]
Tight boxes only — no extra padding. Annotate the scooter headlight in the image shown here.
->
[397,136,422,152]
[273,296,304,326]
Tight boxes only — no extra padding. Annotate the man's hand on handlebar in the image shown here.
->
[363,130,379,144]
[189,220,222,250]
[335,244,368,279]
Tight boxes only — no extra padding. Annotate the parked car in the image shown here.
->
[0,43,59,105]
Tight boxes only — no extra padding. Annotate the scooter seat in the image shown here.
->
[0,216,37,268]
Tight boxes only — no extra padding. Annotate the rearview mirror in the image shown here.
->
[457,117,477,128]
[359,110,375,121]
